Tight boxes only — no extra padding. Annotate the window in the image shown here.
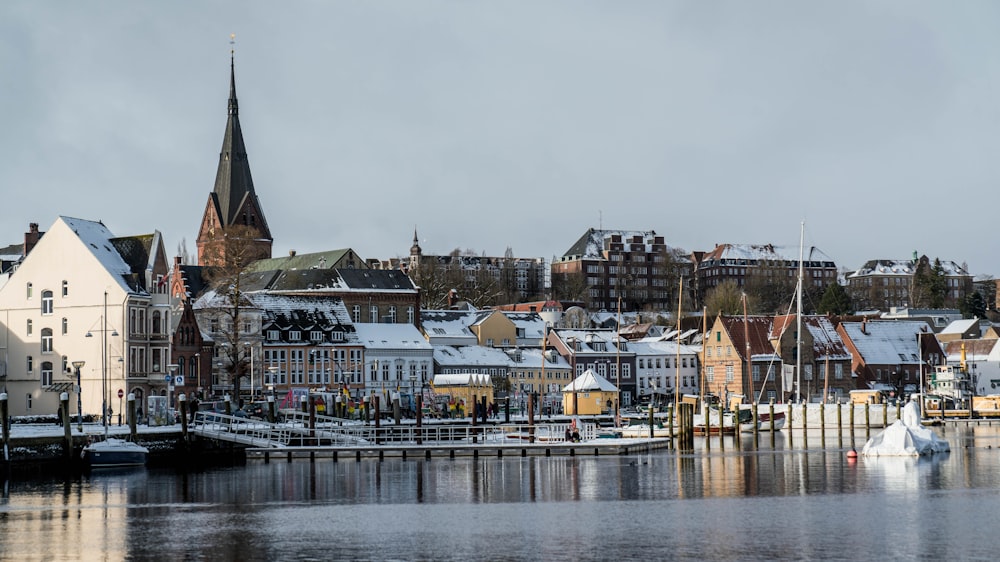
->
[407,306,415,324]
[804,365,813,381]
[310,331,323,342]
[267,330,280,341]
[27,282,32,299]
[752,365,761,382]
[289,331,301,341]
[26,319,32,336]
[353,305,361,323]
[41,362,53,386]
[725,364,734,382]
[62,318,68,335]
[152,311,162,334]
[41,328,53,353]
[62,356,68,373]
[62,280,68,297]
[41,290,53,315]
[388,306,397,323]
[706,366,714,382]
[835,363,844,380]
[370,305,378,323]
[27,356,33,372]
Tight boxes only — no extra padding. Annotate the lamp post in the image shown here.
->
[268,366,279,398]
[72,360,85,431]
[85,291,119,431]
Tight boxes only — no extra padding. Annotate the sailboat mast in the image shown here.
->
[674,277,683,415]
[699,306,707,407]
[102,291,108,437]
[743,292,752,403]
[796,221,804,404]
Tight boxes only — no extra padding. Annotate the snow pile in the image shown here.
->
[862,401,950,457]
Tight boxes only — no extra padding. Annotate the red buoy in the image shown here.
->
[846,449,858,459]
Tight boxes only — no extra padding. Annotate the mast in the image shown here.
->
[102,291,108,438]
[743,292,751,403]
[796,221,804,404]
[616,296,621,423]
[673,277,683,415]
[699,306,707,407]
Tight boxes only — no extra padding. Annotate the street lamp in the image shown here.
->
[72,360,85,431]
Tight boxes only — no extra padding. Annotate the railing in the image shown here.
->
[190,411,597,448]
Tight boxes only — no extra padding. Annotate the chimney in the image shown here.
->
[23,223,42,256]
[860,318,867,335]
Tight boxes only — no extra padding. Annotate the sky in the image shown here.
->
[3,1,999,277]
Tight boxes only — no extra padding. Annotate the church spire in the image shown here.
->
[196,39,273,267]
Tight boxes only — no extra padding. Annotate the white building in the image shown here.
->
[354,323,434,401]
[0,217,170,418]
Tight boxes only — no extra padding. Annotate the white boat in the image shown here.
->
[738,409,786,433]
[83,436,149,468]
[620,423,672,438]
[693,408,736,435]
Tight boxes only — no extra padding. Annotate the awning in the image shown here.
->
[44,382,75,393]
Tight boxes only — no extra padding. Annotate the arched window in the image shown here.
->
[41,328,53,353]
[41,290,53,315]
[41,361,53,386]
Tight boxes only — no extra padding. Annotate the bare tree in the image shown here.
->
[201,224,262,404]
[705,280,755,317]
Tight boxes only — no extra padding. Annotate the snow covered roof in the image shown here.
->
[839,320,929,365]
[627,340,698,357]
[563,369,618,392]
[58,216,160,295]
[432,373,493,387]
[507,348,571,370]
[701,243,835,265]
[433,345,512,367]
[353,323,432,351]
[940,318,980,335]
[847,258,970,279]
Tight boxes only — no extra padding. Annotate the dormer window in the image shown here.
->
[310,331,324,342]
[267,330,280,341]
[289,331,301,341]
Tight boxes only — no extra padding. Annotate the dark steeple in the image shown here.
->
[211,52,264,229]
[197,47,273,267]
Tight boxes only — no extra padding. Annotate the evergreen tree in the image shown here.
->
[817,282,853,315]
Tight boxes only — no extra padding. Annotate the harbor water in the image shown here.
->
[2,423,1000,561]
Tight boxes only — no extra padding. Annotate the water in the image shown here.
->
[3,424,1000,561]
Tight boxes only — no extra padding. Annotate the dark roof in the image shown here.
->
[179,265,210,299]
[337,268,417,291]
[720,315,776,359]
[245,249,359,273]
[211,55,270,238]
[110,234,155,292]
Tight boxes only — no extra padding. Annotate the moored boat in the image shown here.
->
[83,436,149,468]
[738,409,786,433]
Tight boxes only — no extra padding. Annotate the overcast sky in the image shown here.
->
[3,2,999,277]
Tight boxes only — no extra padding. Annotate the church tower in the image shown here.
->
[196,52,273,267]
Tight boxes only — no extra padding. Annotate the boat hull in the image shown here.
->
[740,412,786,433]
[83,438,149,468]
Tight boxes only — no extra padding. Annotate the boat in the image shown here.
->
[693,408,736,435]
[738,408,786,433]
[620,420,672,438]
[82,436,149,468]
[82,292,148,468]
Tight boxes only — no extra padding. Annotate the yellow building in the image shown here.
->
[562,369,619,416]
[430,373,495,414]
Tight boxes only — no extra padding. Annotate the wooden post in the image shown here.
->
[504,396,510,424]
[667,404,674,440]
[718,406,725,451]
[61,392,72,459]
[820,402,825,446]
[769,399,776,448]
[481,396,488,425]
[0,393,8,463]
[849,401,855,447]
[801,402,808,449]
[751,402,759,449]
[864,402,871,439]
[416,394,423,445]
[267,394,276,424]
[527,393,535,444]
[837,400,843,449]
[648,403,655,439]
[128,393,137,441]
[179,394,189,441]
[392,391,401,425]
[883,400,888,428]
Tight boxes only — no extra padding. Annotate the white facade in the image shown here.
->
[0,217,171,418]
[630,340,700,397]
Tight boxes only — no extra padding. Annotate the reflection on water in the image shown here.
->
[2,424,1000,560]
